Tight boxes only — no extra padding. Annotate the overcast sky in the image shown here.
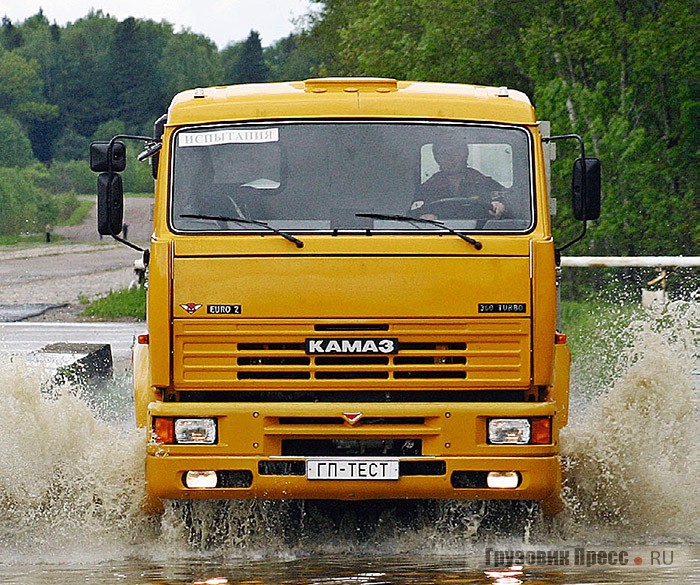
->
[1,0,316,48]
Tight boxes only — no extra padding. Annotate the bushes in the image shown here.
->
[0,167,44,234]
[0,166,82,236]
[0,149,152,237]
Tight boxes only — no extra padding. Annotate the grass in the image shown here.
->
[81,286,146,320]
[0,233,65,245]
[62,198,94,226]
[561,299,639,353]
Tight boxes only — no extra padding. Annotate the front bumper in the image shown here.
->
[146,453,561,501]
[144,400,563,503]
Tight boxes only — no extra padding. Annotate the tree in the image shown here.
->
[0,50,58,161]
[53,11,118,137]
[109,17,171,132]
[160,31,222,98]
[0,113,36,167]
[222,30,269,84]
[518,0,698,255]
[264,33,320,81]
[0,17,23,50]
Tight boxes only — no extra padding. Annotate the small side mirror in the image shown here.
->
[572,157,601,220]
[97,172,124,235]
[90,141,126,172]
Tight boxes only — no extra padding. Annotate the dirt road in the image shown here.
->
[0,197,153,320]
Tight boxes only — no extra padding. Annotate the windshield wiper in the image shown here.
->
[180,214,304,248]
[355,213,482,250]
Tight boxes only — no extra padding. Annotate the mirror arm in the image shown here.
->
[106,134,152,174]
[543,134,589,254]
[111,233,146,253]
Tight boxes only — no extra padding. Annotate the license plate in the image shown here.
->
[306,458,400,480]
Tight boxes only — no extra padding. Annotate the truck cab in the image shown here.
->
[91,78,600,512]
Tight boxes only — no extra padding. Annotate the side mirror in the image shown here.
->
[572,157,601,220]
[97,172,124,235]
[90,141,126,172]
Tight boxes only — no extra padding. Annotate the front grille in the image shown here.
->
[233,342,467,380]
[178,390,526,402]
[174,319,529,389]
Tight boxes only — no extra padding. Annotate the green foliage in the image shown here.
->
[264,34,320,81]
[0,164,83,235]
[25,160,93,194]
[0,4,694,266]
[81,287,146,320]
[0,166,68,234]
[61,196,92,225]
[0,113,36,166]
[52,12,118,136]
[109,17,170,132]
[160,31,223,97]
[222,30,269,84]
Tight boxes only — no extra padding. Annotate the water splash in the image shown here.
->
[0,357,154,562]
[0,299,696,561]
[559,300,699,541]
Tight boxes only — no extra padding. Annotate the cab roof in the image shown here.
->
[167,78,536,126]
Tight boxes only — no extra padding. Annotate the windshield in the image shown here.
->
[170,122,533,233]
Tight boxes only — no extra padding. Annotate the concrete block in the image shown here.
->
[34,342,113,386]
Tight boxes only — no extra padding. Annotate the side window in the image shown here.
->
[469,144,513,188]
[420,144,440,184]
[420,143,514,187]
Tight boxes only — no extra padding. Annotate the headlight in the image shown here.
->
[174,418,217,444]
[488,418,531,444]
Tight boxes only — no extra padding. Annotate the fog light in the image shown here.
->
[175,418,217,444]
[488,418,530,444]
[487,471,520,489]
[185,470,218,488]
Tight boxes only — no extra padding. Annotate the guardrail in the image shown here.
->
[560,256,700,268]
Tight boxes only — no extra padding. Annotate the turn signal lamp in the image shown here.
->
[153,417,174,444]
[531,417,552,444]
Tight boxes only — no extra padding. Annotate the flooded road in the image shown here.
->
[0,300,697,584]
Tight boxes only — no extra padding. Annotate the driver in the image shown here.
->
[409,141,508,220]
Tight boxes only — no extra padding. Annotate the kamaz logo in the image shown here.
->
[305,338,399,354]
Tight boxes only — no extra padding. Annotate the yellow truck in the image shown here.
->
[90,78,600,514]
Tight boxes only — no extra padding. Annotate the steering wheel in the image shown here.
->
[417,197,492,219]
